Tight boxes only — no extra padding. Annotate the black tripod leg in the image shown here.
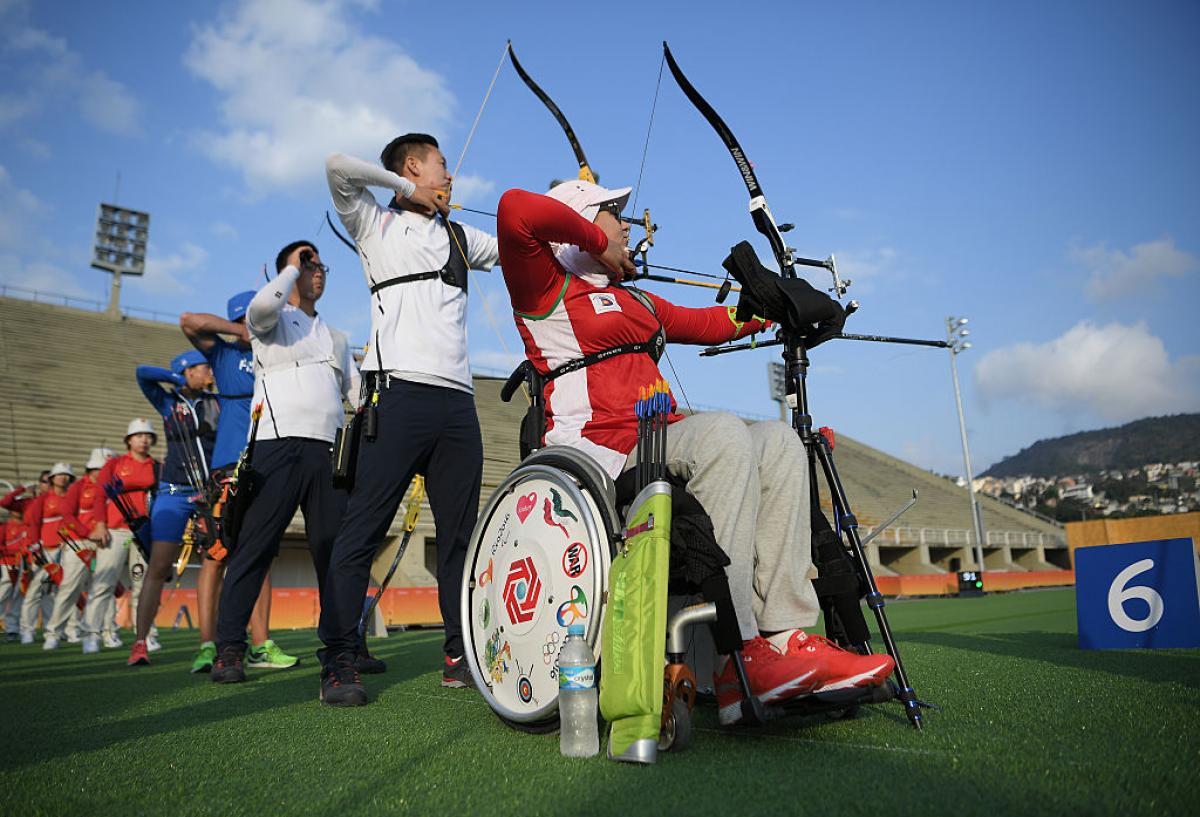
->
[813,437,924,730]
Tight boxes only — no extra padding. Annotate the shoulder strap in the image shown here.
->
[367,219,471,295]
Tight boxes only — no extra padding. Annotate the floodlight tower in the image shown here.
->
[91,203,149,317]
[767,362,787,422]
[947,316,987,574]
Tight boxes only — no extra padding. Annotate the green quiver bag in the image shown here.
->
[600,482,672,764]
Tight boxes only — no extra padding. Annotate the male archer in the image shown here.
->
[317,135,497,705]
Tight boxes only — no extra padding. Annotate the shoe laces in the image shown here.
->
[330,655,360,687]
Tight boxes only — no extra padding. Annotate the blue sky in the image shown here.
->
[1,0,1197,476]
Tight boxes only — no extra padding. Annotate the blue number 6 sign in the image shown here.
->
[1075,538,1200,650]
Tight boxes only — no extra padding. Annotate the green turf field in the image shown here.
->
[2,588,1197,816]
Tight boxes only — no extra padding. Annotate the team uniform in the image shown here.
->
[213,265,358,667]
[206,336,255,472]
[319,153,498,681]
[91,453,157,639]
[72,471,119,645]
[136,366,219,545]
[20,488,90,643]
[0,488,31,637]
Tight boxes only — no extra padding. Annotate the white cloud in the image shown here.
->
[0,252,93,300]
[210,221,239,240]
[130,242,207,297]
[184,0,458,193]
[975,320,1200,422]
[451,174,496,207]
[827,246,897,295]
[0,3,141,135]
[1073,237,1197,301]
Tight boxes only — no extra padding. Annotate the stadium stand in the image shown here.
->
[0,294,1067,599]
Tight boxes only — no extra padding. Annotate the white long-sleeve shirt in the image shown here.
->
[325,152,499,393]
[246,266,361,444]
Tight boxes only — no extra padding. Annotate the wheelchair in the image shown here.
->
[460,361,910,755]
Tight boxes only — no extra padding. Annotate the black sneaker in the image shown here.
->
[355,644,386,675]
[320,653,367,706]
[210,645,246,684]
[442,654,475,689]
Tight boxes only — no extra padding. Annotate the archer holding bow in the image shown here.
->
[495,182,895,724]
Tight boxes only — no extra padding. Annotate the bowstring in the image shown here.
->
[452,42,509,181]
[631,53,694,415]
[629,52,665,216]
[447,42,531,404]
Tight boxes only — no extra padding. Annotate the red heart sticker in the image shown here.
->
[515,492,537,523]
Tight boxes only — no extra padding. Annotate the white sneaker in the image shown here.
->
[82,635,101,654]
[146,634,162,652]
[102,633,123,649]
[67,633,81,644]
[43,635,59,651]
[20,631,33,645]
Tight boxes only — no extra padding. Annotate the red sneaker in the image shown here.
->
[785,631,894,692]
[127,639,150,667]
[714,636,822,725]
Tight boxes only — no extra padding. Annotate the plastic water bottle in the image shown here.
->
[558,623,599,757]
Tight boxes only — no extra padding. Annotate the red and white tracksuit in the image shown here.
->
[20,489,90,640]
[1,513,27,635]
[496,188,769,477]
[72,475,119,640]
[90,454,156,636]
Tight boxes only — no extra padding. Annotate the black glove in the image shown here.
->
[722,240,842,335]
[804,299,846,349]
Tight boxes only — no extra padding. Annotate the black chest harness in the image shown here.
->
[540,287,665,383]
[368,218,470,296]
[504,286,666,458]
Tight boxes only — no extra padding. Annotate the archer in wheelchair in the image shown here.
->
[461,180,913,762]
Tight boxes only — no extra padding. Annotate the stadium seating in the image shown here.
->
[0,295,1067,592]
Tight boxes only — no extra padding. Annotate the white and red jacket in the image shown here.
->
[496,189,769,477]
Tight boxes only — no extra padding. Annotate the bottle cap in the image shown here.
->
[567,624,585,637]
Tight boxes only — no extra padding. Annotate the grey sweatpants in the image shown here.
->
[624,412,820,640]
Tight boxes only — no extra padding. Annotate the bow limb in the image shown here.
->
[661,42,795,279]
[507,40,597,184]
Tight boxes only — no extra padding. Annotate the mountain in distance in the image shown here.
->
[982,414,1200,478]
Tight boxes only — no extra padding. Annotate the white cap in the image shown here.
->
[545,180,632,223]
[86,447,116,470]
[125,417,156,442]
[49,462,75,479]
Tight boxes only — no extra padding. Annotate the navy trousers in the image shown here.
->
[318,380,483,664]
[216,438,347,651]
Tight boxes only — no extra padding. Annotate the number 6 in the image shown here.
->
[1107,559,1164,633]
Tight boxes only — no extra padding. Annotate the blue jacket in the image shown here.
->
[136,366,219,487]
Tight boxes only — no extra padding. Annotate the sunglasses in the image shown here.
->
[598,202,627,222]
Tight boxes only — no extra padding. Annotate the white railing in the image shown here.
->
[875,526,1066,549]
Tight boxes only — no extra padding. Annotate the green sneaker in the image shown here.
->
[191,642,217,674]
[246,640,299,669]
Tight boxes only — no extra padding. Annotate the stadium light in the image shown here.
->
[767,362,787,421]
[946,315,987,578]
[91,203,150,317]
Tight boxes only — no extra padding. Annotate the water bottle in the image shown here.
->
[558,623,599,757]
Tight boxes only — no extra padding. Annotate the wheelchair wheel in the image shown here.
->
[659,698,692,752]
[461,449,616,730]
